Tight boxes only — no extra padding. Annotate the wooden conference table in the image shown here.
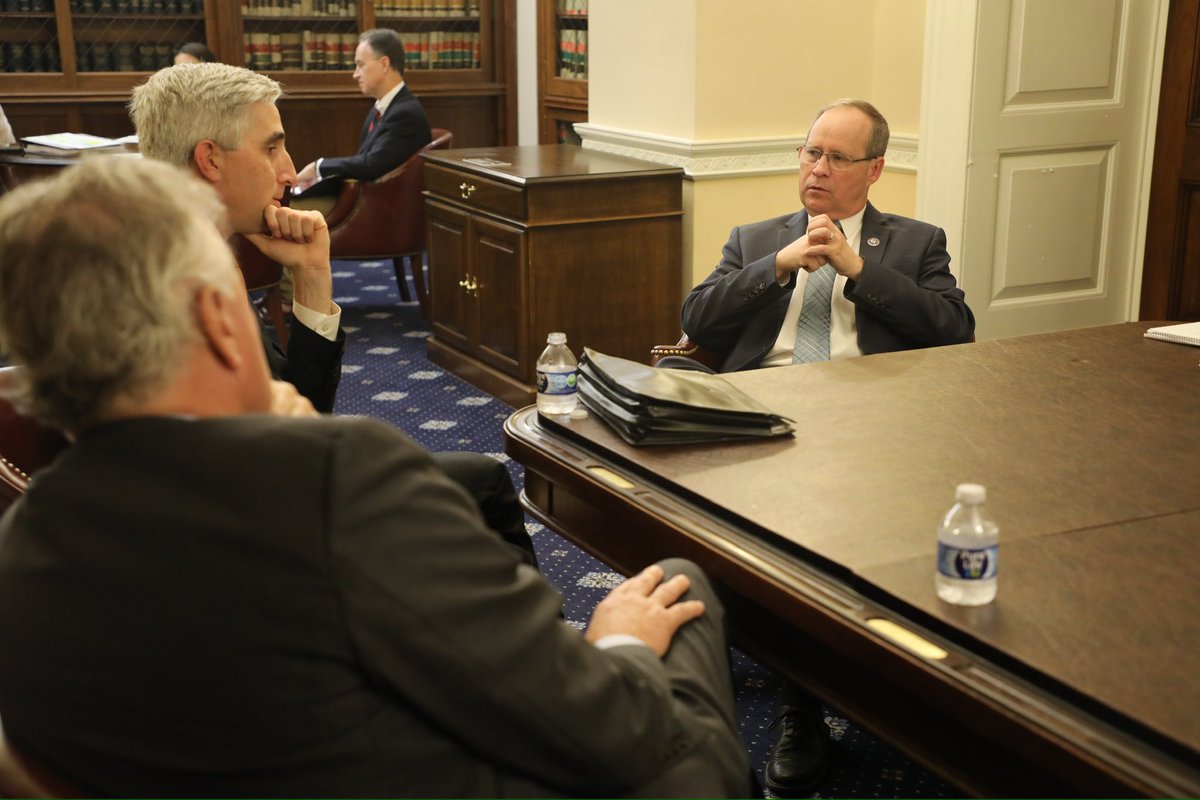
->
[503,322,1200,797]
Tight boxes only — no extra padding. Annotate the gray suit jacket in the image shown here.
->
[682,202,975,372]
[0,416,746,797]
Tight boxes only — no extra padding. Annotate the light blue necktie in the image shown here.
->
[792,265,835,363]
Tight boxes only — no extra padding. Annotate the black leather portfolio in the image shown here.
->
[577,349,795,445]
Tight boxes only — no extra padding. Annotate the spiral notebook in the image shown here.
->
[1143,321,1200,347]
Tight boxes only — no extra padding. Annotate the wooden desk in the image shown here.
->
[0,149,140,194]
[423,145,683,406]
[504,322,1200,797]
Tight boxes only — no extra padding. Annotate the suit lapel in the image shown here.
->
[860,202,891,259]
[777,210,808,255]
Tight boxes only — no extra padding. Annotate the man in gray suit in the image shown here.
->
[0,157,751,797]
[668,99,975,797]
[671,98,974,374]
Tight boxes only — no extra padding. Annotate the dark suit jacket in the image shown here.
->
[0,416,745,797]
[682,202,975,372]
[262,317,345,413]
[319,84,433,182]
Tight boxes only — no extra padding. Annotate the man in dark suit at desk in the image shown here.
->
[131,62,536,566]
[292,28,432,208]
[0,157,751,798]
[669,98,974,375]
[666,98,975,797]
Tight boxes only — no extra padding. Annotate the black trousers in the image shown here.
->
[432,451,538,568]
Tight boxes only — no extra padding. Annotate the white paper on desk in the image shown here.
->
[1144,321,1200,347]
[20,132,121,151]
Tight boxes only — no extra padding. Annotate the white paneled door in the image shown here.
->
[922,0,1167,340]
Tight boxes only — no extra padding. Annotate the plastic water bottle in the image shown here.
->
[536,332,578,415]
[935,483,999,605]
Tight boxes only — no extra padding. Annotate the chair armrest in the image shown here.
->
[649,334,724,371]
[322,179,363,229]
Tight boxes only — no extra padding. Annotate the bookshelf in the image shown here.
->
[0,0,515,163]
[535,0,584,145]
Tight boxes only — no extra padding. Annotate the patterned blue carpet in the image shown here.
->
[326,258,957,798]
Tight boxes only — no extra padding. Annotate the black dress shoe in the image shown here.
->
[763,704,832,797]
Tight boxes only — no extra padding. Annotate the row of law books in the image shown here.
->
[242,0,354,18]
[398,29,479,69]
[0,41,60,72]
[375,0,479,15]
[245,31,355,70]
[77,41,175,71]
[69,0,202,11]
[243,29,479,71]
[558,27,586,79]
[0,0,51,11]
[557,0,585,15]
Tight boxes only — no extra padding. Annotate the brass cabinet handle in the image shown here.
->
[459,182,476,200]
[457,275,479,296]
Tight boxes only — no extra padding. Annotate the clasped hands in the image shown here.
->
[775,213,863,283]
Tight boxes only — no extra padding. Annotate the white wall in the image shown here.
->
[516,0,538,144]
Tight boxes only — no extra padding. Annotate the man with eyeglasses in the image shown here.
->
[671,98,974,375]
[669,99,975,797]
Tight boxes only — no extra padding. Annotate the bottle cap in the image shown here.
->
[955,483,986,503]
[547,332,566,345]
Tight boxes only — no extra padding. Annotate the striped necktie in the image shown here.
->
[792,220,844,364]
[368,109,380,133]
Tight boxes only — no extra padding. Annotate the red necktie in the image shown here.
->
[369,109,380,133]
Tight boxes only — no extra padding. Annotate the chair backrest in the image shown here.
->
[229,234,283,292]
[0,367,70,514]
[0,718,81,799]
[327,128,453,260]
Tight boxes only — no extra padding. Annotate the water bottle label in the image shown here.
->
[937,543,998,580]
[537,369,577,396]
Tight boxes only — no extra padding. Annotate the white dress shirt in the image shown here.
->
[761,205,866,366]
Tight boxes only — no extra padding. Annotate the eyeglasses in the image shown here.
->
[796,146,878,171]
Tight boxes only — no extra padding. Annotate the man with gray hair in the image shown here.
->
[130,61,345,413]
[0,156,751,798]
[130,61,538,567]
[293,27,432,200]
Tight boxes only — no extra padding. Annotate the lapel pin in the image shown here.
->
[867,237,880,247]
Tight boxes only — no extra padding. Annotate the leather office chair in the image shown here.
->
[325,128,453,316]
[649,334,724,371]
[0,367,69,514]
[0,718,81,799]
[229,234,289,352]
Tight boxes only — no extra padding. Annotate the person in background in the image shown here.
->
[0,157,752,798]
[292,27,432,212]
[173,41,217,65]
[0,104,15,147]
[664,98,975,798]
[130,62,537,567]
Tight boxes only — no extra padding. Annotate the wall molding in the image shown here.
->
[575,123,919,179]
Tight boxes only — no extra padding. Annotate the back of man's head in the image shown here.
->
[130,62,282,169]
[0,158,235,432]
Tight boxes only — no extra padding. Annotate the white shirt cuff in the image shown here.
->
[592,633,651,651]
[291,300,341,342]
[314,157,324,182]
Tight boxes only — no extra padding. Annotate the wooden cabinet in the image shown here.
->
[536,0,585,144]
[0,0,515,163]
[422,144,683,406]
